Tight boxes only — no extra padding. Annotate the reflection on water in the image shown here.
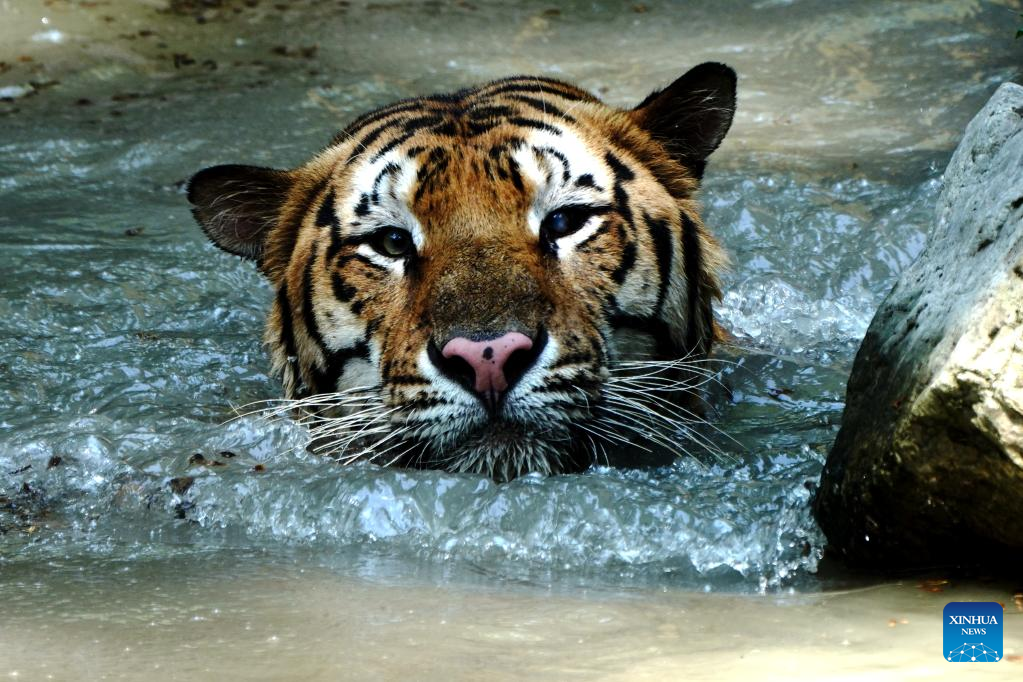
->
[1,0,1021,677]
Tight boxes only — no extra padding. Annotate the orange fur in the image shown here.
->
[190,65,737,479]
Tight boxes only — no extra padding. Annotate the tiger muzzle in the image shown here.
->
[427,327,548,412]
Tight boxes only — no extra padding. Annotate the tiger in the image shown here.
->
[188,62,736,482]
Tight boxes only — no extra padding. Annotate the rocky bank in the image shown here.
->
[814,82,1023,569]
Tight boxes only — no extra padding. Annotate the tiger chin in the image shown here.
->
[188,63,736,482]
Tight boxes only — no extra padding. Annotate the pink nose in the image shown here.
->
[441,332,534,401]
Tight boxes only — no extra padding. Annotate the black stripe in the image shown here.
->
[331,272,357,302]
[535,146,571,183]
[371,162,400,193]
[610,239,637,285]
[371,162,401,203]
[276,282,304,396]
[387,374,429,386]
[321,188,346,263]
[431,120,458,136]
[413,148,449,204]
[301,257,326,350]
[333,100,430,145]
[401,396,449,410]
[315,189,339,228]
[345,125,390,163]
[330,228,380,251]
[314,341,370,393]
[423,146,447,166]
[504,95,576,122]
[276,283,298,359]
[331,80,586,151]
[574,222,609,251]
[643,212,673,315]
[506,158,524,192]
[614,185,632,228]
[479,80,588,102]
[372,131,417,160]
[605,152,635,227]
[400,114,445,134]
[354,193,371,217]
[366,114,445,155]
[468,104,516,120]
[335,102,443,150]
[325,221,345,263]
[336,252,389,274]
[575,174,595,188]
[506,117,562,135]
[680,211,703,351]
[345,114,442,164]
[604,151,635,182]
[465,119,499,136]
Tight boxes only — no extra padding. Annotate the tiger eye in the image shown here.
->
[540,206,596,242]
[545,210,572,237]
[372,227,414,258]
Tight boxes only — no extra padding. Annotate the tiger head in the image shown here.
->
[189,63,736,481]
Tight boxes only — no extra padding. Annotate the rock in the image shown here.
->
[814,83,1023,569]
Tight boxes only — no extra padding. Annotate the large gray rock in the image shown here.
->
[814,83,1023,569]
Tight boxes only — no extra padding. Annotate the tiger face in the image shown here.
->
[189,63,736,481]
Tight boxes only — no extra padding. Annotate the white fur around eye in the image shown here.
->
[356,243,407,274]
[514,128,613,240]
[344,152,425,252]
[553,214,606,254]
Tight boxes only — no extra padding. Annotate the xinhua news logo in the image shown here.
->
[943,602,1003,662]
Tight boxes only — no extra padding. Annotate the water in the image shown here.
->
[2,0,1022,678]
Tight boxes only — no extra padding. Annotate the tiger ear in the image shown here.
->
[630,62,737,180]
[187,164,293,262]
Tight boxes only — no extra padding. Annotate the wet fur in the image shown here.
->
[190,66,736,481]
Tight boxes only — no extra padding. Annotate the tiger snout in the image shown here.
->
[427,330,546,412]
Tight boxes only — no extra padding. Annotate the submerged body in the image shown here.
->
[188,63,736,480]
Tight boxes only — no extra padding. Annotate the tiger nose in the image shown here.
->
[434,332,538,409]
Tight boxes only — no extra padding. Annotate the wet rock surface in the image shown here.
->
[815,83,1023,569]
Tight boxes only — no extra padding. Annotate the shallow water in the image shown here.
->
[2,0,1022,678]
[1,549,1021,681]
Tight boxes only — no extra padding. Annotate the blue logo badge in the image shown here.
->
[944,602,1003,662]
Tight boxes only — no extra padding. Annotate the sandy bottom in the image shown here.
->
[1,551,1021,681]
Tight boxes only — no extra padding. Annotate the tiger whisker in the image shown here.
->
[590,409,692,462]
[604,380,743,453]
[599,392,736,464]
[601,402,724,466]
[228,392,382,424]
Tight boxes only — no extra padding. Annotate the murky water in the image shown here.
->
[2,0,1022,678]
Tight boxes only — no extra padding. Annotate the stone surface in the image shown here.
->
[814,82,1023,569]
